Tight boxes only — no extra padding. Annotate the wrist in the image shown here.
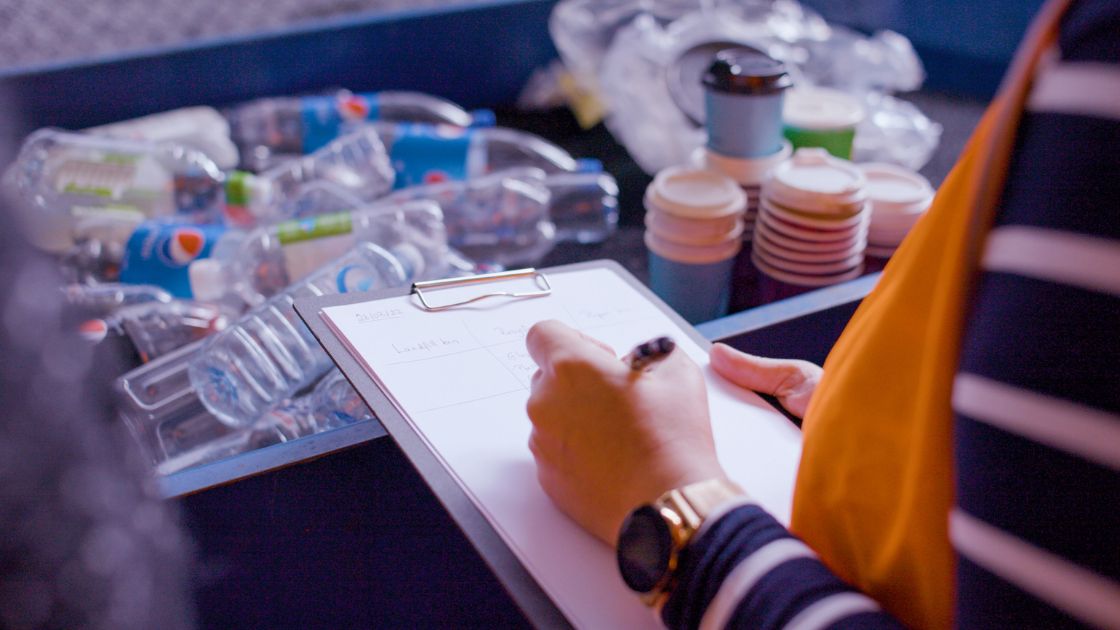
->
[616,477,747,607]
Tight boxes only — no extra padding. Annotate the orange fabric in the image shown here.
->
[787,2,1071,627]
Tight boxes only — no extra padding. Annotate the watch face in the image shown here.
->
[616,505,673,594]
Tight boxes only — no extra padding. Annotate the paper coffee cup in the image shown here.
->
[646,231,740,324]
[783,86,865,160]
[763,148,868,214]
[644,166,746,220]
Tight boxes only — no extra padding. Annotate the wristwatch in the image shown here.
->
[616,477,745,606]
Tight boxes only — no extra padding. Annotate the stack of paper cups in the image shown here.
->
[753,148,869,287]
[860,163,935,258]
[701,141,792,241]
[644,167,747,323]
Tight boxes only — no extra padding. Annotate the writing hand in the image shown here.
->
[709,343,822,419]
[525,320,729,545]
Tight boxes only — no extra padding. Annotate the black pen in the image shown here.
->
[626,336,676,371]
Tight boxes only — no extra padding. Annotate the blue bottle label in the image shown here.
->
[389,124,473,189]
[300,92,382,153]
[119,222,228,298]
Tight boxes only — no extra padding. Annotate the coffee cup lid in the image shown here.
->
[753,241,865,275]
[783,86,865,130]
[646,166,747,219]
[860,162,934,216]
[645,230,741,265]
[644,211,745,246]
[754,217,866,255]
[758,207,867,244]
[754,230,865,264]
[760,197,868,231]
[752,250,864,287]
[701,141,792,186]
[764,148,867,212]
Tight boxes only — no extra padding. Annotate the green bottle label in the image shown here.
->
[276,212,354,245]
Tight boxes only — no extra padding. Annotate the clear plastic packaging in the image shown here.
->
[549,0,941,173]
[188,243,413,428]
[85,106,241,170]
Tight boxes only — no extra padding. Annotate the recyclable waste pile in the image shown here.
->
[2,89,620,474]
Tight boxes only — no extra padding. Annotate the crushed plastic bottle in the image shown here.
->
[2,129,227,252]
[63,282,173,316]
[374,122,603,189]
[224,126,396,226]
[227,89,496,170]
[188,242,415,427]
[82,299,236,363]
[382,167,554,266]
[118,199,448,306]
[117,341,374,474]
[85,106,241,170]
[310,368,376,428]
[381,166,619,266]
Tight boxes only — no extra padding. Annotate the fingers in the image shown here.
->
[525,320,619,373]
[709,343,806,397]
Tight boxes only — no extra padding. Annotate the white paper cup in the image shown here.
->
[752,250,864,286]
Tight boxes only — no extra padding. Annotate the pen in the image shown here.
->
[626,336,676,371]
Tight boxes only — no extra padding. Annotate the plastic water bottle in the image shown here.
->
[63,282,173,315]
[373,122,604,189]
[83,299,237,363]
[118,199,448,306]
[188,243,414,427]
[543,169,619,244]
[224,126,395,226]
[382,167,555,266]
[85,106,241,170]
[2,129,228,252]
[311,369,376,428]
[227,89,496,170]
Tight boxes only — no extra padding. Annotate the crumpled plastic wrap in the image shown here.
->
[548,0,943,173]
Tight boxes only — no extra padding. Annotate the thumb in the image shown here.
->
[709,343,809,397]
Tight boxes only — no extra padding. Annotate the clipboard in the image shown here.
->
[294,259,801,628]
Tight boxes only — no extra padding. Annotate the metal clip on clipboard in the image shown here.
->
[411,268,552,311]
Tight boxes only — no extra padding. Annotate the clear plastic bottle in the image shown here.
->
[188,243,413,427]
[84,299,237,363]
[373,122,604,189]
[543,169,620,244]
[224,126,396,226]
[117,199,448,306]
[63,282,173,315]
[382,167,554,266]
[227,89,497,170]
[84,106,241,170]
[2,129,227,252]
[310,368,376,428]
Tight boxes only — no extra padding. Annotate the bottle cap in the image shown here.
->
[783,87,865,131]
[702,49,792,96]
[645,166,746,220]
[763,148,867,214]
[224,171,272,226]
[469,109,497,128]
[188,259,227,303]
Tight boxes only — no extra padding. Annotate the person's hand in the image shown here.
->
[709,343,822,419]
[525,320,728,545]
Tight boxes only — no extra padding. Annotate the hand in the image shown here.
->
[525,320,728,545]
[709,343,822,419]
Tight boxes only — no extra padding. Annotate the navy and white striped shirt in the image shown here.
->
[661,1,1119,627]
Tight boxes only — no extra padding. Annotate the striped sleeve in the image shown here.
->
[951,1,1120,628]
[660,504,901,629]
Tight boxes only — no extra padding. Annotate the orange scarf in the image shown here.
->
[789,1,1072,626]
